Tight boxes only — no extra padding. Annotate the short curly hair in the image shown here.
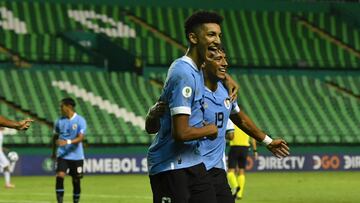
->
[184,11,223,40]
[61,97,76,108]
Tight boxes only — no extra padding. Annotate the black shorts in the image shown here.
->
[228,146,249,169]
[149,163,216,203]
[56,158,84,179]
[209,168,234,203]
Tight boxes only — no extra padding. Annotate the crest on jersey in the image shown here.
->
[224,98,231,109]
[202,102,208,109]
[182,86,192,98]
[72,124,78,130]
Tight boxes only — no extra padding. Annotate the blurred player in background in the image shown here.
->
[226,120,258,200]
[0,127,16,188]
[0,115,33,130]
[52,98,86,203]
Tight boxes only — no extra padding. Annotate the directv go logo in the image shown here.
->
[312,155,340,170]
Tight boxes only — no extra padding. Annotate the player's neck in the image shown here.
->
[66,111,75,119]
[185,48,203,69]
[204,75,218,92]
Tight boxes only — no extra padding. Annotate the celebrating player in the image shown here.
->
[146,10,242,203]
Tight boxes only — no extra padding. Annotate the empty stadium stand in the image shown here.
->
[0,1,359,67]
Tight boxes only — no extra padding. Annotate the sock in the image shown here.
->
[237,174,245,198]
[4,171,10,185]
[73,178,81,203]
[56,177,64,203]
[227,171,239,190]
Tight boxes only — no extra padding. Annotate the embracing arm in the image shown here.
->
[145,101,166,134]
[223,73,239,102]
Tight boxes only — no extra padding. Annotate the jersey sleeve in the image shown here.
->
[167,62,196,116]
[226,119,235,133]
[53,120,60,134]
[78,118,87,135]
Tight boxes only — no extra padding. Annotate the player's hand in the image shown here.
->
[224,74,239,102]
[148,101,167,118]
[56,139,67,147]
[205,124,218,140]
[16,118,34,130]
[266,139,290,158]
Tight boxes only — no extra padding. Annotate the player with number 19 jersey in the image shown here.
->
[199,82,240,170]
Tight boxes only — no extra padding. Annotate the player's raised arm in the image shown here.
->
[230,110,290,158]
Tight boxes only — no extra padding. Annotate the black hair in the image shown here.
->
[61,97,76,108]
[184,11,223,40]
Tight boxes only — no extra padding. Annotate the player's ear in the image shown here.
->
[188,32,198,44]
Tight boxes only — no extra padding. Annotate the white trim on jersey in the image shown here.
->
[170,106,191,116]
[69,113,77,120]
[231,105,240,114]
[181,56,199,71]
[222,152,227,171]
[226,119,235,132]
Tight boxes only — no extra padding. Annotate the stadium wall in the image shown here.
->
[9,146,360,176]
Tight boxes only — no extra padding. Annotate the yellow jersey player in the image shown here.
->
[226,120,257,200]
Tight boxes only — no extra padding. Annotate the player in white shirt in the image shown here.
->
[0,127,15,188]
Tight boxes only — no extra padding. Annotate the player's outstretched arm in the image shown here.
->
[172,114,218,142]
[0,116,33,130]
[145,101,166,134]
[230,111,289,158]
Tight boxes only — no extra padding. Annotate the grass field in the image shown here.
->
[0,172,358,203]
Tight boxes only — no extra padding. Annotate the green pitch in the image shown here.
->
[0,172,358,203]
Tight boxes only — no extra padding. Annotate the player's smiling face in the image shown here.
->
[192,23,222,63]
[204,50,228,81]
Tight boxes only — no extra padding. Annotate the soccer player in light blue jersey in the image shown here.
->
[52,98,86,203]
[199,48,289,203]
[146,11,227,203]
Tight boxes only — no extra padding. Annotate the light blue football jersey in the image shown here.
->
[147,56,205,175]
[54,113,86,160]
[199,82,240,170]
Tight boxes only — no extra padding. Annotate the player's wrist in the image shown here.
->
[66,139,72,145]
[262,135,273,146]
